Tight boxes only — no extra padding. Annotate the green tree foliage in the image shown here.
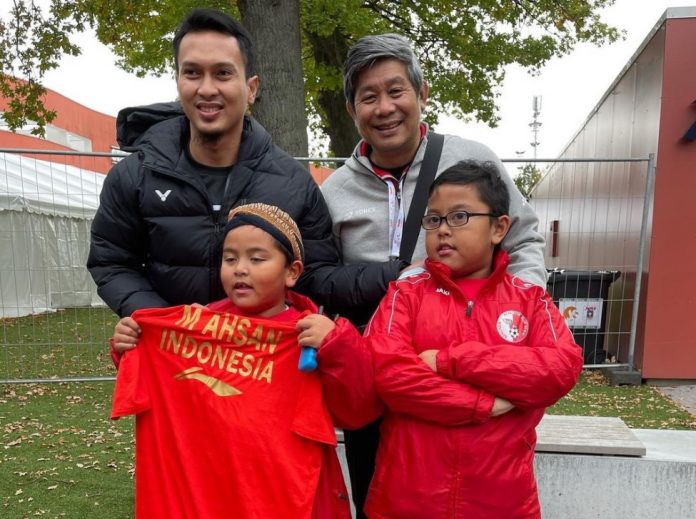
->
[514,162,543,199]
[0,1,85,135]
[1,0,620,153]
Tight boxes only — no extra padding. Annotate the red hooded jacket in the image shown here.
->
[319,251,582,518]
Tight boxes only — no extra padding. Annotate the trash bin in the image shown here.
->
[546,269,621,364]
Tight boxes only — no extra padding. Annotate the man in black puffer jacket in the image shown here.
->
[87,9,350,318]
[89,102,340,317]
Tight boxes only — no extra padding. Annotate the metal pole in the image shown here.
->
[0,150,649,164]
[292,157,650,164]
[627,153,657,368]
[0,148,125,158]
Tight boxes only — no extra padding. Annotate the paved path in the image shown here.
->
[655,384,696,415]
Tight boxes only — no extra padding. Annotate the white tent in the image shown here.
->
[0,152,106,318]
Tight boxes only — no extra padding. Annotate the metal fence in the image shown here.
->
[521,156,654,371]
[0,149,653,383]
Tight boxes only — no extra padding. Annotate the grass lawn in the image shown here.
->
[2,372,694,518]
[1,308,130,517]
[1,308,119,381]
[548,370,696,429]
[1,382,134,518]
[1,310,695,517]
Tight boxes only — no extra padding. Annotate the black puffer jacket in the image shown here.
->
[87,103,341,317]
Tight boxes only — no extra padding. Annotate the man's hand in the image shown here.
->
[418,349,438,372]
[296,314,336,349]
[491,397,515,417]
[113,317,141,353]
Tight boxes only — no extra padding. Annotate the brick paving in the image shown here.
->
[656,385,696,416]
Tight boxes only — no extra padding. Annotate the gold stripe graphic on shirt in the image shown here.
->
[174,366,243,396]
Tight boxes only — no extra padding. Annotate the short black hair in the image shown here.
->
[173,8,256,78]
[428,160,510,217]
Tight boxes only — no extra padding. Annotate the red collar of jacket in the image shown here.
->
[424,249,510,297]
[286,290,319,314]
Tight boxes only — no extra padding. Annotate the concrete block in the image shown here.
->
[601,365,643,385]
[536,452,696,518]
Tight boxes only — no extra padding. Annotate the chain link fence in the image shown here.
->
[0,150,652,383]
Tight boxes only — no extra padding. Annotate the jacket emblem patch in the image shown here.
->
[496,310,529,343]
[155,189,172,202]
[435,287,450,296]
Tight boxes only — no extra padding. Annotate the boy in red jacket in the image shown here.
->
[298,161,583,518]
[111,203,350,519]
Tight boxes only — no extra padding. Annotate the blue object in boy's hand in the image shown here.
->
[298,346,318,372]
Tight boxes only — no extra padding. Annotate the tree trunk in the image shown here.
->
[306,28,360,158]
[239,0,308,158]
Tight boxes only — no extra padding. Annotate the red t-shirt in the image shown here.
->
[111,304,336,519]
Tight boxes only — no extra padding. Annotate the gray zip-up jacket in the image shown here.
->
[318,132,546,323]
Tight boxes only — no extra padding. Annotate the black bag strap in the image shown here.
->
[399,132,444,263]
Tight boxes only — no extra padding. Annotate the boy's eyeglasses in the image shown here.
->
[421,211,498,230]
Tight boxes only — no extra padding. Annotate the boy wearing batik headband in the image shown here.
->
[112,202,308,351]
[209,202,306,317]
[111,203,352,519]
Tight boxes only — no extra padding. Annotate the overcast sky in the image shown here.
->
[8,1,695,161]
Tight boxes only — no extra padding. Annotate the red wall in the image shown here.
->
[0,86,116,173]
[310,164,334,185]
[641,18,696,378]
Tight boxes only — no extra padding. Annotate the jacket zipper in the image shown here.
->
[148,164,222,300]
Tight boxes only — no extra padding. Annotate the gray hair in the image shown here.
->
[343,33,424,108]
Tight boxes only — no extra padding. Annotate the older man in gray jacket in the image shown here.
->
[320,33,547,518]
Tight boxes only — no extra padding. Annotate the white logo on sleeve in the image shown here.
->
[155,189,172,202]
[496,310,529,343]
